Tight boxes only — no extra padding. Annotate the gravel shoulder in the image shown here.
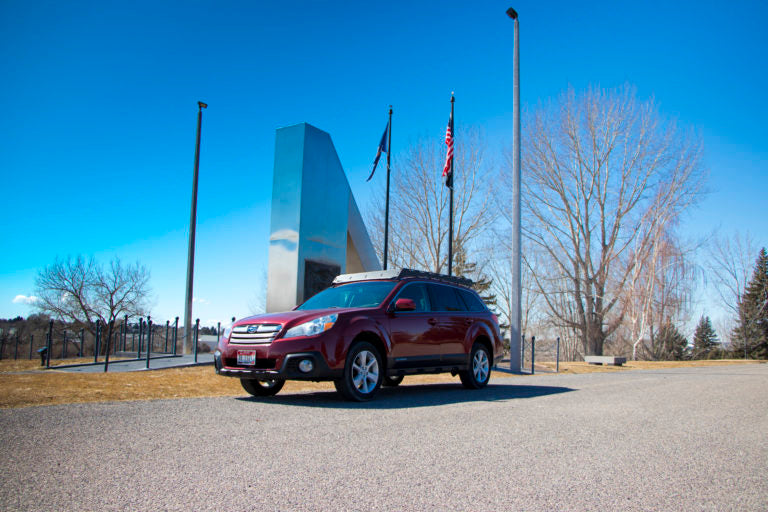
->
[1,364,766,511]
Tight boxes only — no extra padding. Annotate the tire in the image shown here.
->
[459,343,491,389]
[241,378,285,397]
[337,342,383,401]
[382,375,404,387]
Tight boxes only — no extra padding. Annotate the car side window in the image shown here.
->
[396,283,430,312]
[427,284,467,312]
[458,288,486,312]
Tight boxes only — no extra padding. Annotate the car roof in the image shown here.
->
[333,268,474,288]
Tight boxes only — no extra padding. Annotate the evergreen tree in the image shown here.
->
[692,315,719,359]
[654,321,689,361]
[732,248,768,359]
[453,243,497,311]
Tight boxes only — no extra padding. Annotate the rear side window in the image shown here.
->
[458,288,487,312]
[427,284,466,312]
[395,283,430,312]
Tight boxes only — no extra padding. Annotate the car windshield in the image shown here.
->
[297,281,397,310]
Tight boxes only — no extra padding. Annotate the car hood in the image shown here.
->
[234,307,368,327]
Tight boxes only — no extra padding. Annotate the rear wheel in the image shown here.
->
[241,378,285,397]
[383,375,404,387]
[337,342,383,401]
[460,343,491,389]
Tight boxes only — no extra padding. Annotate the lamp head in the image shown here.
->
[506,7,518,19]
[198,101,208,109]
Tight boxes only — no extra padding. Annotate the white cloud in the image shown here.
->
[12,295,38,305]
[193,297,209,304]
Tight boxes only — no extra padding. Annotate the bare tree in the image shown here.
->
[508,85,704,356]
[708,231,757,316]
[34,255,151,353]
[367,129,496,274]
[619,229,699,359]
[487,241,543,334]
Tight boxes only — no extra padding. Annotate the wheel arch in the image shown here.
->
[350,331,388,372]
[473,334,494,361]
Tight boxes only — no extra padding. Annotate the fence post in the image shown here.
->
[165,320,170,353]
[531,335,535,375]
[47,320,53,368]
[173,317,179,356]
[217,321,221,344]
[104,320,114,373]
[93,321,101,363]
[194,318,200,363]
[556,337,560,373]
[146,316,152,369]
[137,318,143,359]
[521,334,526,368]
[29,334,34,360]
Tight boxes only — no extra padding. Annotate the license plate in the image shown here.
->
[237,350,256,366]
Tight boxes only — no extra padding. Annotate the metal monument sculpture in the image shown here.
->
[266,123,381,313]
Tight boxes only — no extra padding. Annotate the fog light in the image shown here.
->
[298,359,314,373]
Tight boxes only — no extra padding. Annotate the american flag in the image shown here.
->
[442,110,454,188]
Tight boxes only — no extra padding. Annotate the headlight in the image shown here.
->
[221,324,234,340]
[284,314,338,339]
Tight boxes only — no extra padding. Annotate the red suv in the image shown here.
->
[214,269,503,401]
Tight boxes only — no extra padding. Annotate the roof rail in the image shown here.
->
[332,268,473,287]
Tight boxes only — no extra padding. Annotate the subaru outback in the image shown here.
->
[214,268,503,401]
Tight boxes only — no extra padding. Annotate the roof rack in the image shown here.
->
[332,268,474,287]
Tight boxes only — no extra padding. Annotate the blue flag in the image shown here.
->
[367,120,389,181]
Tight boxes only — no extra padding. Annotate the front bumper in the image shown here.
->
[214,350,341,381]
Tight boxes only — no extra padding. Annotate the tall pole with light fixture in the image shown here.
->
[507,7,522,372]
[184,101,207,354]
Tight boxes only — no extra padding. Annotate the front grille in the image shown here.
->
[229,323,281,345]
[224,357,277,369]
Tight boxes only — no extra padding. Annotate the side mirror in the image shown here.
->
[394,298,417,312]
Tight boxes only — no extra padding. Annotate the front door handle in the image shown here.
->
[427,318,438,325]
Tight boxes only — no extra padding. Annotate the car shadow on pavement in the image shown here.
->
[236,383,574,410]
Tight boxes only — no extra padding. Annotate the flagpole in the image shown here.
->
[383,106,392,270]
[448,94,455,276]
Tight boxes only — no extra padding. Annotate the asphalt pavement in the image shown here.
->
[48,353,215,373]
[0,364,766,511]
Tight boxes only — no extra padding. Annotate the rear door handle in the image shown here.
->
[428,318,438,325]
[465,319,474,325]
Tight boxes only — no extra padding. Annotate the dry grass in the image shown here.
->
[534,359,765,374]
[0,358,762,409]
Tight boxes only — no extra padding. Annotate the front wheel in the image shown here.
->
[460,343,491,389]
[241,378,285,397]
[337,342,383,402]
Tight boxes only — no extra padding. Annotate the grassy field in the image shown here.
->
[0,358,763,409]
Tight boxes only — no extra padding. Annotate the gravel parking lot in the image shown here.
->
[1,364,766,511]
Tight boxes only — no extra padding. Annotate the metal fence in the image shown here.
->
[520,335,563,374]
[0,316,229,372]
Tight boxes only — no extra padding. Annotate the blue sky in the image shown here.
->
[1,0,767,328]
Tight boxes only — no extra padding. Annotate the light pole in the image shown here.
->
[184,101,207,354]
[507,7,522,372]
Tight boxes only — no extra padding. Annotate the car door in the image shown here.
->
[387,283,442,368]
[426,283,472,365]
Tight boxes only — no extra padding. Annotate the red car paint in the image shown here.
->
[214,273,503,397]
